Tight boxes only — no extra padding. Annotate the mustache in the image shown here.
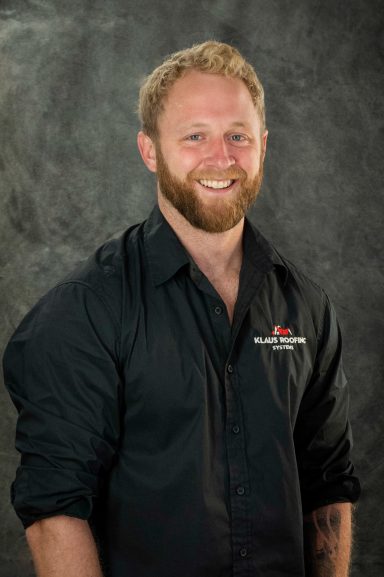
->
[188,167,247,180]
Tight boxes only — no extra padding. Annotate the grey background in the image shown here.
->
[0,0,383,575]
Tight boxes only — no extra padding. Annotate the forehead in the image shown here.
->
[159,70,260,132]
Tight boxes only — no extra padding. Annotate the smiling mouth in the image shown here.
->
[198,179,236,190]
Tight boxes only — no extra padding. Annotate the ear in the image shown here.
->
[137,131,157,173]
[261,129,268,162]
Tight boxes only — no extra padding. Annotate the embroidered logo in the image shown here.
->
[254,325,307,351]
[272,325,292,336]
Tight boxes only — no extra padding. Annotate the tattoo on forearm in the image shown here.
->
[304,506,341,576]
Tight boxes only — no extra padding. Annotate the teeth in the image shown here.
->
[198,179,233,189]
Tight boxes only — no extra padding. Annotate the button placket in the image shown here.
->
[225,361,251,574]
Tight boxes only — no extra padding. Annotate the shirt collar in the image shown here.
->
[242,217,289,285]
[144,204,288,287]
[144,205,191,287]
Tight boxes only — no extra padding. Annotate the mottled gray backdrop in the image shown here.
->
[1,0,383,575]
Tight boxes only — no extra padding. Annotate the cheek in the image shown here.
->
[169,150,202,176]
[242,152,261,176]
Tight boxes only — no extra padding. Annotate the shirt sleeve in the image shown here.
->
[2,280,122,528]
[294,292,361,514]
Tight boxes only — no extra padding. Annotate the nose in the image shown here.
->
[203,136,236,170]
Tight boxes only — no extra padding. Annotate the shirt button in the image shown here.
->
[239,547,248,558]
[236,486,245,496]
[227,364,233,374]
[232,425,240,434]
[214,305,223,315]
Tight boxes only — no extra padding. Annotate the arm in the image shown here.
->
[26,516,104,577]
[294,294,360,575]
[3,282,121,529]
[303,502,353,577]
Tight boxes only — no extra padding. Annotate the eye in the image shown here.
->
[230,134,246,142]
[187,134,202,141]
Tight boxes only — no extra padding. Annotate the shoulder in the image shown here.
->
[270,246,339,345]
[246,220,327,311]
[54,222,143,319]
[61,222,142,287]
[277,250,326,302]
[8,222,144,342]
[4,223,145,362]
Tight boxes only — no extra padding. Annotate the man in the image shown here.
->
[3,41,360,577]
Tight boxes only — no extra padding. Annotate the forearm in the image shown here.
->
[26,515,104,577]
[303,502,353,577]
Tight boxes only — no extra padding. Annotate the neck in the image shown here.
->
[157,192,244,278]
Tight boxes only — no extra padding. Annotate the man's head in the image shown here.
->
[137,41,268,233]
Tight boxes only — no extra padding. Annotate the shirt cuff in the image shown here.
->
[11,466,98,529]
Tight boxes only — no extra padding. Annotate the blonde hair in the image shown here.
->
[137,40,265,141]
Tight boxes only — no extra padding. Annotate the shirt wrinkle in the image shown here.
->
[56,280,122,334]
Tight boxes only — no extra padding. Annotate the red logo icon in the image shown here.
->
[272,325,292,336]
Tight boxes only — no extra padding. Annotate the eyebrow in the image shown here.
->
[180,121,251,131]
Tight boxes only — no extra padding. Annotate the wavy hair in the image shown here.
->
[137,40,265,141]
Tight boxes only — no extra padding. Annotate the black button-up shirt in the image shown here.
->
[3,205,360,577]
